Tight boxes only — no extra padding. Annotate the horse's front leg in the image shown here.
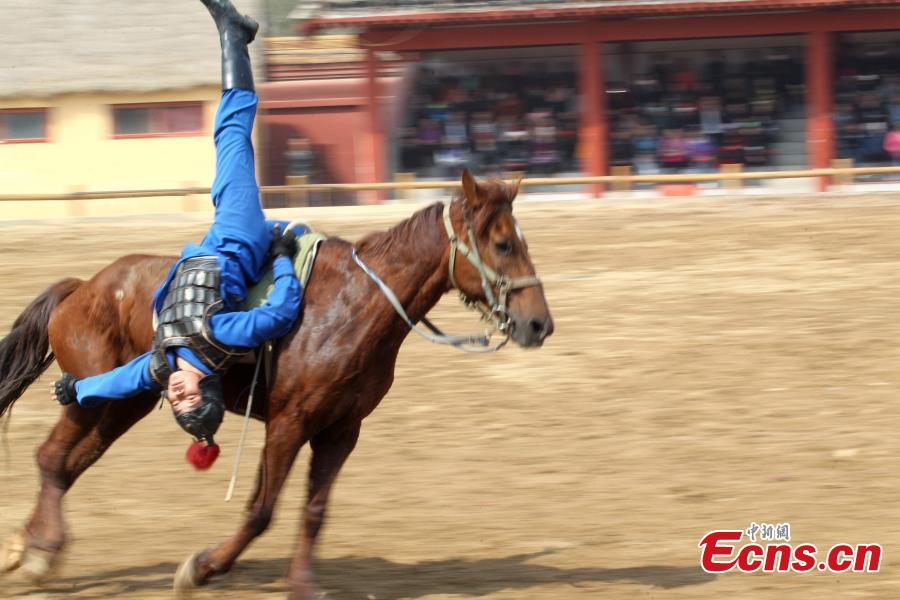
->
[287,418,361,600]
[3,396,155,580]
[174,410,311,592]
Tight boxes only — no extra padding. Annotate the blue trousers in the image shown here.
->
[75,89,271,407]
[200,89,269,303]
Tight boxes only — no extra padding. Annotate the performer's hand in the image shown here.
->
[270,224,298,258]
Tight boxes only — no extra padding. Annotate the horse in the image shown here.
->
[0,170,553,599]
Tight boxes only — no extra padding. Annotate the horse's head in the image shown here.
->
[448,170,554,348]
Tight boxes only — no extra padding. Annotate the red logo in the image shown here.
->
[699,524,881,573]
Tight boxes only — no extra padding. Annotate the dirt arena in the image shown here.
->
[2,193,900,599]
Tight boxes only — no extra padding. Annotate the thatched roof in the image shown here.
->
[1,0,261,99]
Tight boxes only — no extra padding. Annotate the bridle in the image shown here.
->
[351,198,543,352]
[442,198,542,337]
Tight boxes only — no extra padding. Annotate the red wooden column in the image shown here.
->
[805,29,835,192]
[365,46,387,203]
[578,39,607,197]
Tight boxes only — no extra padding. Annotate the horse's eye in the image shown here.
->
[493,239,513,255]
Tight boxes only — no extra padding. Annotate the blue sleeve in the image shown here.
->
[209,256,301,347]
[74,352,158,408]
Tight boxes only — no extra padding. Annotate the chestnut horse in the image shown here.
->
[0,171,553,599]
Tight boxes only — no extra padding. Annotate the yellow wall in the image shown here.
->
[0,87,226,219]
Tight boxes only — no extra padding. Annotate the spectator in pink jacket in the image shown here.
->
[883,123,900,165]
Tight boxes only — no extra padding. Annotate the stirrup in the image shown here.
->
[54,373,79,406]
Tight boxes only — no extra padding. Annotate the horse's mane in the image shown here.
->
[354,178,517,260]
[354,201,445,259]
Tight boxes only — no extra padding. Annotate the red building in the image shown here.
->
[259,0,900,195]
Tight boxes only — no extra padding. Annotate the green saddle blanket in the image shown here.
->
[244,230,327,309]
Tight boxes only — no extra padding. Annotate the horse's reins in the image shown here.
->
[351,200,542,353]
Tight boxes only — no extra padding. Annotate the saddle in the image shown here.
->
[243,226,326,310]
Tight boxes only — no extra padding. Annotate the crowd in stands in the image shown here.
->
[834,42,900,166]
[399,50,806,177]
[398,63,579,177]
[607,50,804,174]
[399,43,900,176]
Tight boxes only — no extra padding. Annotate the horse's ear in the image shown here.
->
[508,175,523,202]
[461,169,482,208]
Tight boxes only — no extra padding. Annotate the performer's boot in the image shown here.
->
[201,0,259,91]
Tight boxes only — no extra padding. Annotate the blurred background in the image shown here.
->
[5,3,900,599]
[3,0,900,216]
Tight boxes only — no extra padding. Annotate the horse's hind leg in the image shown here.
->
[287,418,360,600]
[3,404,99,577]
[3,405,96,577]
[5,395,156,579]
[174,410,312,591]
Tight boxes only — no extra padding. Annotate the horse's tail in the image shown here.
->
[0,278,83,417]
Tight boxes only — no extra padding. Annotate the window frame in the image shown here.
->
[111,101,206,139]
[0,108,50,144]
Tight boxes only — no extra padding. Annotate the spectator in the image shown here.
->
[610,129,635,169]
[285,137,316,179]
[530,113,560,174]
[718,130,744,165]
[499,116,529,173]
[470,111,498,171]
[418,118,442,174]
[671,59,699,92]
[399,126,423,172]
[434,111,469,176]
[741,124,770,167]
[883,122,900,165]
[659,129,688,172]
[857,93,889,163]
[686,128,716,172]
[632,123,659,174]
[699,95,723,147]
[888,92,900,126]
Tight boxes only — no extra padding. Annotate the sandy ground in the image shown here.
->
[3,194,900,599]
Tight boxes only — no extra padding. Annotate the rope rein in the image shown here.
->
[352,200,542,353]
[351,248,500,352]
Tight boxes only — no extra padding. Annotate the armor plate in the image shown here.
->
[149,256,251,386]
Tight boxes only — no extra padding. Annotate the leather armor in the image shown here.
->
[149,256,251,387]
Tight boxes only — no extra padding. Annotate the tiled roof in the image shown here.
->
[297,0,900,28]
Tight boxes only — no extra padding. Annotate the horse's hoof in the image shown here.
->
[20,546,58,582]
[0,533,25,574]
[288,569,324,600]
[173,551,203,596]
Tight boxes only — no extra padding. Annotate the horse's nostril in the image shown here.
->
[529,319,545,336]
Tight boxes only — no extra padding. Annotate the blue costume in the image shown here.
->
[73,89,301,408]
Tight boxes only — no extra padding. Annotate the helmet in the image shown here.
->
[172,374,225,444]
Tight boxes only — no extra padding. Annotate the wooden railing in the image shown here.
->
[2,162,899,202]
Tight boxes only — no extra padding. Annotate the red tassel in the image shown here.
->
[186,441,220,470]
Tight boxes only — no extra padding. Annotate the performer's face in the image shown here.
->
[168,370,203,415]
